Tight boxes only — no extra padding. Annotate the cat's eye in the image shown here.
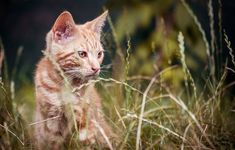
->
[78,51,87,58]
[97,51,103,59]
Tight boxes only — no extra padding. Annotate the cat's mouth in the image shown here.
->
[85,73,99,78]
[71,74,98,85]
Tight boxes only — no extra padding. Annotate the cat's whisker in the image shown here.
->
[101,64,112,69]
[100,70,110,73]
[52,72,78,85]
[64,69,79,74]
[99,72,106,78]
[100,69,110,72]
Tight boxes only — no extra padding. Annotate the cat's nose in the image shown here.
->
[91,67,100,73]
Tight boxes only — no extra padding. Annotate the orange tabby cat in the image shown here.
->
[34,10,114,149]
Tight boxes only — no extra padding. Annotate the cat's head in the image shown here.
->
[46,10,108,82]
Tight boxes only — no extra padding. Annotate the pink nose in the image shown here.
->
[91,67,100,73]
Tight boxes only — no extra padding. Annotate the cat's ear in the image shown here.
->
[85,10,108,34]
[52,11,76,42]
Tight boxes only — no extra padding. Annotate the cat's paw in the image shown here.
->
[79,129,96,144]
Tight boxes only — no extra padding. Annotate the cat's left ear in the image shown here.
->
[85,10,108,34]
[52,11,76,42]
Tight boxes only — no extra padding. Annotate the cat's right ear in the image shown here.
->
[52,11,76,43]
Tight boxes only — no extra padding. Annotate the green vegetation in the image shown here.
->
[0,0,235,149]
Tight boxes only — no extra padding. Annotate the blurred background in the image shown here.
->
[0,0,234,81]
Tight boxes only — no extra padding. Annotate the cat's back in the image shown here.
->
[35,57,51,76]
[35,57,48,86]
[34,57,62,104]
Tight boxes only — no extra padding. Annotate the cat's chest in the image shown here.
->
[60,86,81,105]
[59,85,91,105]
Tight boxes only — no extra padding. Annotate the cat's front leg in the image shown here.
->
[42,105,68,149]
[35,110,65,149]
[79,113,115,148]
[92,116,116,148]
[74,106,97,144]
[79,126,96,144]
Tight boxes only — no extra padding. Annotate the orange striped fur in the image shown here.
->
[34,10,114,149]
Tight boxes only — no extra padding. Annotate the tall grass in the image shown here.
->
[0,1,235,150]
[0,39,29,149]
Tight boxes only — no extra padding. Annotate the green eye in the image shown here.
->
[78,51,87,58]
[98,51,103,58]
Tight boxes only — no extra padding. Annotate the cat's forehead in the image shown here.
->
[78,27,99,40]
[73,27,103,51]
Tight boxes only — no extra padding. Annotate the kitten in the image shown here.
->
[34,10,114,149]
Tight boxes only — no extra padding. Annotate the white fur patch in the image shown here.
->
[61,85,78,104]
[79,129,88,141]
